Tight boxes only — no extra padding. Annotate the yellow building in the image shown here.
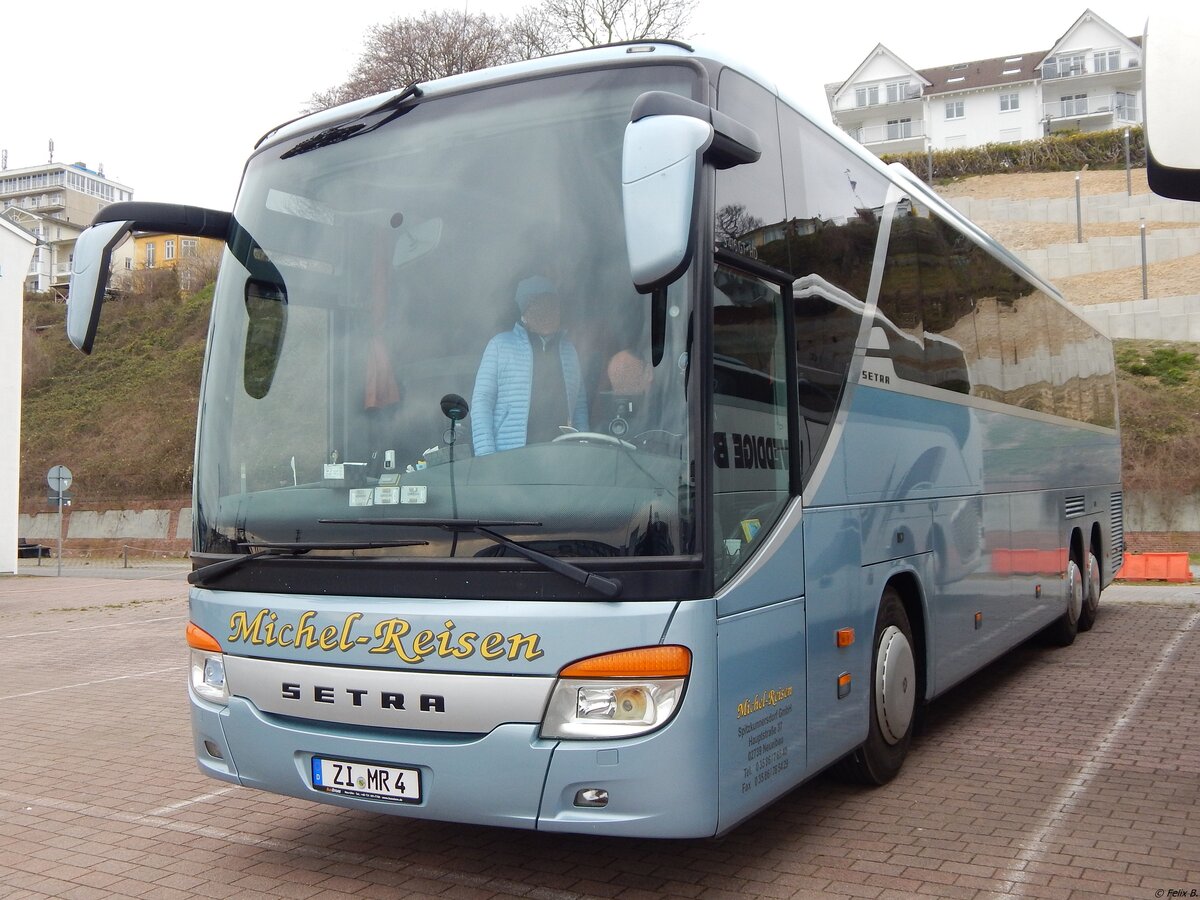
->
[131,232,224,291]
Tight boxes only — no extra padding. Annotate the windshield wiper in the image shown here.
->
[281,83,424,159]
[320,518,624,599]
[188,538,427,587]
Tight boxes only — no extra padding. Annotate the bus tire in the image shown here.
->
[837,587,917,785]
[1077,550,1101,632]
[1044,557,1083,647]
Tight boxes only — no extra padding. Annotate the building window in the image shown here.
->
[1093,50,1120,73]
[945,100,965,119]
[885,81,911,103]
[1061,94,1088,116]
[1000,93,1020,111]
[855,85,879,107]
[181,238,199,257]
[146,242,156,268]
[887,118,913,140]
[165,239,176,261]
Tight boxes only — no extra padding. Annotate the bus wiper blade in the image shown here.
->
[188,538,427,586]
[320,518,623,599]
[280,123,368,159]
[281,84,424,159]
[321,518,541,530]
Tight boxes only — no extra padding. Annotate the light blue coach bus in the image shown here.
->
[67,41,1122,837]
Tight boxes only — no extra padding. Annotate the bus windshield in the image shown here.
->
[194,65,698,563]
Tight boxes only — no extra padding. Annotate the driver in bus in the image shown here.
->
[471,276,589,455]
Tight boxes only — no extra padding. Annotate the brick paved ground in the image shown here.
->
[0,571,1197,899]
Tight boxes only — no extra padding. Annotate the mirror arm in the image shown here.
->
[630,91,761,168]
[91,201,231,240]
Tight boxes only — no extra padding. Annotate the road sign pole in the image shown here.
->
[46,466,73,578]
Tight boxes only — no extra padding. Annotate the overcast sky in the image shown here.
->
[0,0,1177,210]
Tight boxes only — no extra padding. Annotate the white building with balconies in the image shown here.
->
[829,9,1142,155]
[0,159,133,299]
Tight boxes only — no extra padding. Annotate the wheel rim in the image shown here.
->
[1085,553,1101,612]
[1066,560,1083,623]
[875,625,916,745]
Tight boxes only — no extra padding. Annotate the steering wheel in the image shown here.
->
[551,431,637,450]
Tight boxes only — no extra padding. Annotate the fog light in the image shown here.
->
[574,788,609,808]
[203,740,224,760]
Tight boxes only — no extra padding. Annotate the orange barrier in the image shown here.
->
[1115,552,1193,583]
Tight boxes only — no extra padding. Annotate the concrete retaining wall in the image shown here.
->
[947,190,1200,225]
[1076,294,1200,340]
[945,188,1200,340]
[18,499,191,553]
[1014,228,1200,281]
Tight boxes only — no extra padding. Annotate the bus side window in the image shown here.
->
[714,68,783,262]
[712,265,790,584]
[777,106,888,487]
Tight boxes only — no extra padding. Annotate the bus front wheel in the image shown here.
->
[837,586,917,785]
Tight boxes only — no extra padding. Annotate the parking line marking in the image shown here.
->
[0,667,184,702]
[1005,607,1200,894]
[0,789,583,900]
[0,615,188,640]
[149,787,239,817]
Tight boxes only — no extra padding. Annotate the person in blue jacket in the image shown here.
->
[471,276,589,456]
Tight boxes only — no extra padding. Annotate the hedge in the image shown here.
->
[880,126,1145,182]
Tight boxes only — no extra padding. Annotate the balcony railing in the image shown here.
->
[1042,94,1141,123]
[850,85,923,111]
[848,121,928,146]
[1042,55,1140,79]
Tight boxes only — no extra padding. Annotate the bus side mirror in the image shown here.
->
[1144,12,1200,201]
[622,92,763,294]
[67,201,232,354]
[67,219,135,354]
[622,114,712,293]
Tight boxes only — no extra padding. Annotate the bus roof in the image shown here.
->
[255,41,818,154]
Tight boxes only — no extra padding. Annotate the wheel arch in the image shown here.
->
[1069,526,1086,566]
[1089,520,1104,560]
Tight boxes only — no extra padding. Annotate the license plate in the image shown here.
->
[311,756,421,803]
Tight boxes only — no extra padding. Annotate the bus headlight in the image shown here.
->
[190,650,229,705]
[540,645,690,740]
[187,622,229,706]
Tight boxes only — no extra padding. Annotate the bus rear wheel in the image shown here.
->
[1044,557,1083,647]
[837,587,917,785]
[1078,550,1101,632]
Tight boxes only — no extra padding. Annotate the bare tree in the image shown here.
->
[509,7,572,58]
[529,0,698,49]
[308,10,524,111]
[178,243,223,295]
[310,0,698,112]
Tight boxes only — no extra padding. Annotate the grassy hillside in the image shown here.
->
[20,285,211,503]
[19,298,1200,506]
[1114,341,1200,496]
